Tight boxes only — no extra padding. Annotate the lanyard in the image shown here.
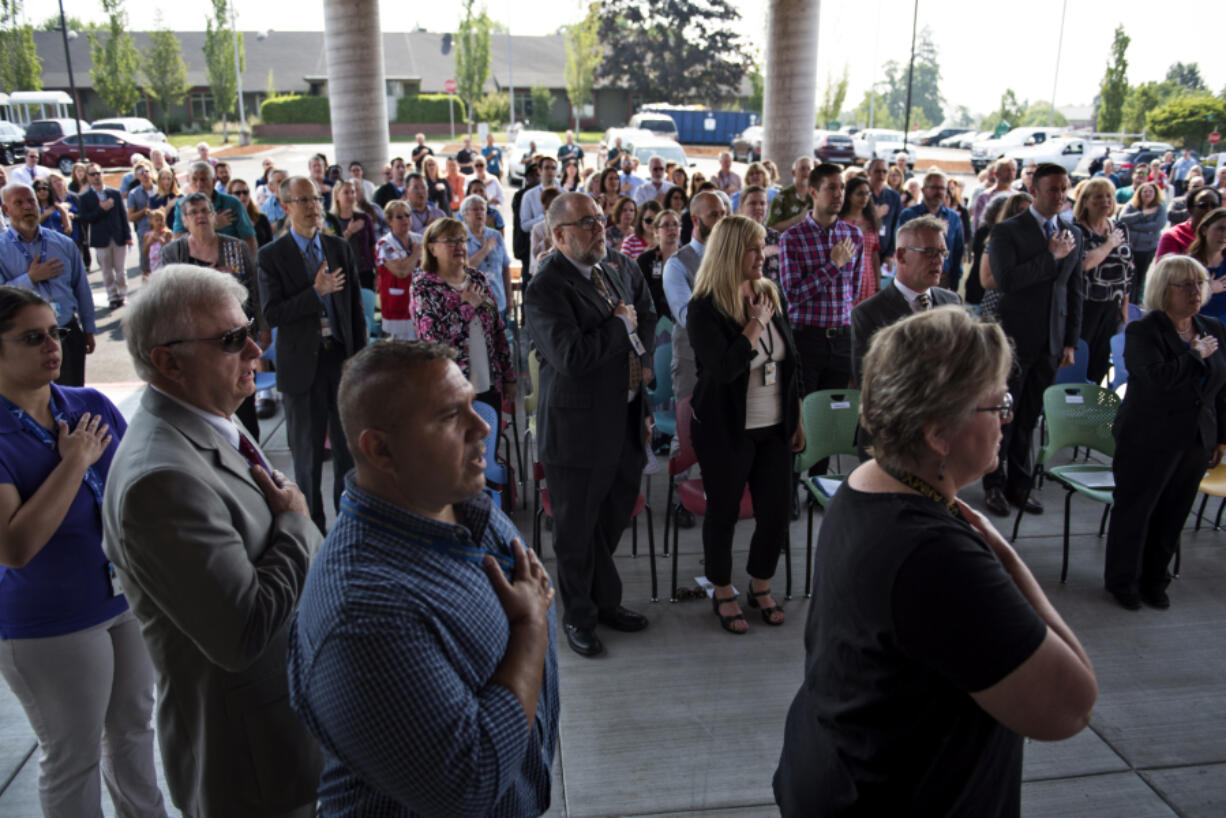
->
[338,494,515,578]
[878,461,963,521]
[0,392,106,508]
[5,227,49,268]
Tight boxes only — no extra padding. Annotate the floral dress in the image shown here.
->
[410,266,515,391]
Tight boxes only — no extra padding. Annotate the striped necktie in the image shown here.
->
[590,266,643,393]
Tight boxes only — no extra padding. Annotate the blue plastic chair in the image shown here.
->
[1127,302,1143,323]
[1053,339,1090,385]
[472,401,508,506]
[1109,332,1129,391]
[254,327,277,393]
[360,288,381,340]
[647,343,675,437]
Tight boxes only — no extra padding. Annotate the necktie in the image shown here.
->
[306,240,338,338]
[237,431,269,472]
[590,266,643,393]
[1042,219,1056,241]
[915,292,931,312]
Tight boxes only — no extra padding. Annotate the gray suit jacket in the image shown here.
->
[525,248,657,469]
[851,282,961,384]
[102,388,323,817]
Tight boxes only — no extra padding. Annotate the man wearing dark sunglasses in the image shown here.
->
[104,265,324,818]
[0,182,97,386]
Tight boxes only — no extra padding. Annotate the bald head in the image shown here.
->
[690,191,726,241]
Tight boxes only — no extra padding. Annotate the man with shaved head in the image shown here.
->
[663,190,726,403]
[288,340,559,815]
[524,192,657,658]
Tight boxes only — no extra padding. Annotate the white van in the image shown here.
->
[628,112,679,143]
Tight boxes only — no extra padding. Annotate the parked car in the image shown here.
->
[970,126,1067,171]
[0,120,26,165]
[23,118,81,148]
[1109,144,1189,176]
[943,130,992,150]
[852,129,906,164]
[813,130,855,165]
[628,112,679,143]
[917,126,972,146]
[506,129,563,185]
[1004,137,1088,174]
[89,116,167,143]
[731,125,763,162]
[39,129,180,175]
[627,136,691,170]
[1069,141,1128,182]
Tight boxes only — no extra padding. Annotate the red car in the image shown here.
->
[39,129,179,175]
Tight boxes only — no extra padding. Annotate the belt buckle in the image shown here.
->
[825,326,841,339]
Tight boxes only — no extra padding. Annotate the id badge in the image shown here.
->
[764,361,778,386]
[53,301,64,321]
[629,331,646,356]
[108,562,124,597]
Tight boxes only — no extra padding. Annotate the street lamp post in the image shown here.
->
[228,0,249,146]
[901,0,919,152]
[56,0,86,162]
[1048,0,1068,127]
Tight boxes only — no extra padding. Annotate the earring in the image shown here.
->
[937,457,946,482]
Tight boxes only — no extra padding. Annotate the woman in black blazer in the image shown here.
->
[1105,255,1226,610]
[687,215,805,633]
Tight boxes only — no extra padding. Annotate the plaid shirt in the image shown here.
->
[779,214,863,327]
[288,478,559,817]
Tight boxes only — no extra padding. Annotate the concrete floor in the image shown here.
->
[1,401,1224,816]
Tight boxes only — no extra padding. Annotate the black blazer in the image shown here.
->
[524,248,657,469]
[257,231,367,396]
[990,209,1084,358]
[850,283,961,385]
[1115,310,1226,450]
[78,186,131,248]
[687,283,801,448]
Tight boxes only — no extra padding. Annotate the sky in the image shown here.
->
[33,0,1224,121]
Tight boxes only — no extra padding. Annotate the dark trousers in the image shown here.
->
[1132,250,1155,303]
[54,318,86,387]
[984,351,1058,500]
[1081,299,1122,386]
[543,398,644,630]
[694,423,791,587]
[793,325,851,474]
[1105,437,1209,596]
[283,344,352,532]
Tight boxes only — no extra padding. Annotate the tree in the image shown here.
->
[1147,94,1226,151]
[980,88,1025,132]
[204,0,244,141]
[143,16,188,133]
[1121,81,1180,135]
[952,105,975,128]
[88,0,141,115]
[596,0,752,105]
[530,85,554,128]
[816,65,849,128]
[2,0,43,91]
[1165,62,1206,94]
[1097,24,1130,133]
[746,58,764,118]
[1019,102,1067,127]
[563,3,600,131]
[455,0,492,134]
[39,14,93,31]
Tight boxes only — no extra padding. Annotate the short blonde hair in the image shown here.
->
[691,215,777,324]
[1143,255,1209,314]
[1073,177,1116,224]
[861,306,1012,470]
[383,199,411,221]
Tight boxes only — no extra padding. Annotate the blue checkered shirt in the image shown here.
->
[288,477,559,817]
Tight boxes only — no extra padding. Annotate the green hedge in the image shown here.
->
[396,94,467,124]
[260,95,332,125]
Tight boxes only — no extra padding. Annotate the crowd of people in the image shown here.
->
[0,126,1222,816]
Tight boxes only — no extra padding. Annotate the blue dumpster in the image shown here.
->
[642,108,757,146]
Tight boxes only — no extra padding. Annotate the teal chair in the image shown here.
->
[647,343,675,437]
[793,389,862,597]
[360,288,381,340]
[1011,383,1120,582]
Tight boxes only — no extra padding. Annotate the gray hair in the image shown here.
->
[180,191,213,212]
[0,181,34,204]
[189,160,214,178]
[1145,255,1210,313]
[123,265,249,383]
[459,194,487,215]
[896,214,948,246]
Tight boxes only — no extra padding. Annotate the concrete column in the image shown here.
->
[763,0,820,173]
[323,0,389,181]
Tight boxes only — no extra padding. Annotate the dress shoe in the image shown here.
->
[564,625,604,657]
[673,505,696,529]
[983,488,1010,517]
[1140,588,1170,609]
[597,606,649,632]
[1011,493,1044,514]
[1109,589,1142,610]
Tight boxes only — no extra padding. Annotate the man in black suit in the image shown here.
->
[512,161,540,284]
[77,162,131,308]
[851,214,961,386]
[524,192,657,658]
[259,176,367,531]
[982,163,1084,517]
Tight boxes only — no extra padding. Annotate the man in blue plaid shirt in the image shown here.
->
[288,341,559,817]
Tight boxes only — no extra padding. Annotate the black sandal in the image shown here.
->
[747,586,785,626]
[712,593,748,635]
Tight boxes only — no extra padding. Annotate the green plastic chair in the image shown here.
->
[1010,383,1120,582]
[793,389,862,597]
[522,353,541,510]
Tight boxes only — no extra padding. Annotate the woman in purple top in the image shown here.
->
[0,287,164,816]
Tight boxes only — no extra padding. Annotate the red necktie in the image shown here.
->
[237,432,268,471]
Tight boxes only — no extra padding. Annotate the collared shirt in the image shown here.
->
[172,189,255,240]
[632,180,674,206]
[893,276,932,312]
[663,237,704,328]
[619,172,644,193]
[518,184,557,232]
[287,478,559,817]
[0,227,96,333]
[766,184,811,229]
[779,214,863,328]
[409,203,446,235]
[260,194,286,224]
[1172,156,1199,182]
[147,384,251,452]
[11,165,48,186]
[466,226,511,312]
[896,203,965,275]
[1028,205,1059,239]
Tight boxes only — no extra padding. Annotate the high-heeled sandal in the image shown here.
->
[712,593,748,635]
[747,586,785,625]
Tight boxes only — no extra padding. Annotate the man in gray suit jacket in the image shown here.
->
[525,192,657,658]
[103,266,323,818]
[851,214,962,386]
[258,176,367,531]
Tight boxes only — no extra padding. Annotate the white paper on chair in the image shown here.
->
[1061,468,1114,488]
[1065,395,1084,404]
[830,401,851,409]
[695,577,737,599]
[815,477,843,496]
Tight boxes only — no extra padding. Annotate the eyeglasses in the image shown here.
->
[901,246,949,261]
[1192,200,1219,210]
[0,327,70,347]
[1172,280,1207,291]
[284,196,324,206]
[556,214,607,232]
[232,189,250,196]
[974,392,1014,423]
[429,237,467,246]
[160,319,257,354]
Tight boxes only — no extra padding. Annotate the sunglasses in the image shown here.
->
[232,189,250,196]
[0,327,70,347]
[160,319,257,354]
[87,171,102,177]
